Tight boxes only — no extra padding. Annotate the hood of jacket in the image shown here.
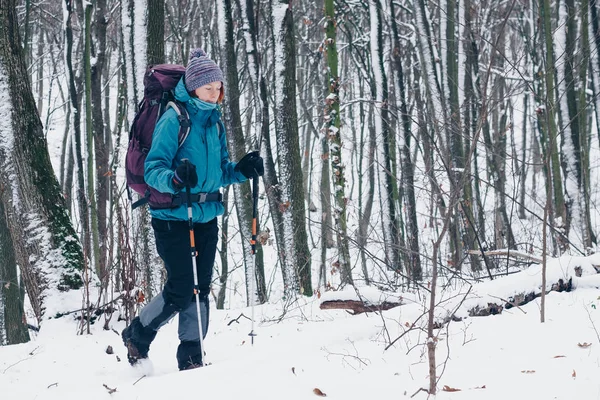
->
[174,78,221,128]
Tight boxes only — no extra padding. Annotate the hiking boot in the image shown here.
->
[122,317,156,365]
[182,361,203,370]
[177,340,203,371]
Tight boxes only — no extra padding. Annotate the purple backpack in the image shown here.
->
[125,64,191,209]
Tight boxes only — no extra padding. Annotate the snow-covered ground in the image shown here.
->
[2,259,600,400]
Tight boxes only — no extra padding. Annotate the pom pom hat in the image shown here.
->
[185,48,225,101]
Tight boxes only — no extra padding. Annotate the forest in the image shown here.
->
[1,0,599,388]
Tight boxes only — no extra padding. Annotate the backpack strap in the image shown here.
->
[216,120,225,137]
[131,101,191,211]
[166,100,191,147]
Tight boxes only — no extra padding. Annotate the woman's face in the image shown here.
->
[194,81,222,103]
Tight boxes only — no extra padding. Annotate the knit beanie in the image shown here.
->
[184,48,224,93]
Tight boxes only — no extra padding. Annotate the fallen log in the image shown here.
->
[466,277,573,318]
[467,249,542,264]
[319,299,402,315]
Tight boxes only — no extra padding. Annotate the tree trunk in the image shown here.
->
[90,0,110,286]
[0,0,85,322]
[65,0,91,264]
[0,199,29,344]
[462,0,485,272]
[147,0,165,66]
[579,0,595,249]
[324,0,353,286]
[540,0,568,252]
[222,0,267,305]
[389,0,422,281]
[371,0,402,274]
[273,0,312,297]
[84,1,101,281]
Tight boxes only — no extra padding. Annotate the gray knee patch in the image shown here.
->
[140,292,182,331]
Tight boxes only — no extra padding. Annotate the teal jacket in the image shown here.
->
[145,78,246,223]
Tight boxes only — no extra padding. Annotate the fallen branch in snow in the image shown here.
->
[488,294,527,314]
[467,249,542,264]
[2,346,39,374]
[55,294,123,318]
[227,313,252,326]
[103,384,117,394]
[319,300,402,315]
[463,277,573,318]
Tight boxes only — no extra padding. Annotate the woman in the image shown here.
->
[122,49,263,370]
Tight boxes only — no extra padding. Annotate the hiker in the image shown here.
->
[122,48,264,370]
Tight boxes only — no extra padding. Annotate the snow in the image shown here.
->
[4,1,600,399]
[0,59,20,211]
[2,256,600,399]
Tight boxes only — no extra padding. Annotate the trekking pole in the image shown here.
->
[182,159,206,366]
[249,173,259,345]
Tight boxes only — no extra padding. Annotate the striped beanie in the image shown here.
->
[184,48,224,93]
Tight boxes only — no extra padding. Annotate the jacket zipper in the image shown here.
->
[202,131,208,188]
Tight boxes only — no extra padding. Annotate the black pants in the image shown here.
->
[138,217,218,342]
[152,217,218,307]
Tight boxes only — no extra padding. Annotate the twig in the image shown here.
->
[59,294,124,317]
[2,347,39,374]
[584,305,600,345]
[227,313,252,326]
[103,384,117,394]
[133,375,146,385]
[47,382,58,389]
[411,387,429,398]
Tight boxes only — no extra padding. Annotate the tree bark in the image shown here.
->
[389,0,422,281]
[222,0,267,305]
[0,198,29,344]
[146,0,165,66]
[273,0,312,297]
[0,0,85,322]
[324,0,353,286]
[540,0,568,251]
[90,0,110,285]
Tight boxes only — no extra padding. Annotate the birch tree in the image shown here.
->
[324,0,353,286]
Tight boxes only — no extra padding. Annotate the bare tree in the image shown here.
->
[272,0,312,297]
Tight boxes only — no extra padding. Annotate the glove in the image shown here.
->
[235,151,264,179]
[172,160,198,190]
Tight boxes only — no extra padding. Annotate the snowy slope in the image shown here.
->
[1,265,600,400]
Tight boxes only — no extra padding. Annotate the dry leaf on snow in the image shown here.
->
[572,369,577,378]
[442,385,461,392]
[553,355,566,358]
[577,342,592,348]
[313,388,327,397]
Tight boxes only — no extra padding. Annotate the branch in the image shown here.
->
[467,249,542,264]
[319,299,402,315]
